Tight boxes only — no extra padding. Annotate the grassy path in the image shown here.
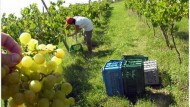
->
[62,1,188,107]
[95,2,151,58]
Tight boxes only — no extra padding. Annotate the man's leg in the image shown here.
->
[84,30,92,54]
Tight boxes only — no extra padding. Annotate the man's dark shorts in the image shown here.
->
[84,30,92,43]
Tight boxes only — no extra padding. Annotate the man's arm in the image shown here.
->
[66,24,71,30]
[68,25,80,37]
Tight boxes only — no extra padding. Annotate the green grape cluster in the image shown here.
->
[1,32,75,107]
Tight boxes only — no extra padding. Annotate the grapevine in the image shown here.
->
[1,1,111,46]
[2,32,75,107]
[1,2,111,106]
[124,0,188,63]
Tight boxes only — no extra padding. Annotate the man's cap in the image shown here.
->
[66,17,74,26]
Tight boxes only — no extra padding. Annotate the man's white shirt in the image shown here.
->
[73,16,93,31]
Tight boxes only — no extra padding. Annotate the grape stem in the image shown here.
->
[39,71,54,81]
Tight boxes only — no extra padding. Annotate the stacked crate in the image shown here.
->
[144,60,160,85]
[101,60,124,96]
[102,55,160,97]
[122,55,148,96]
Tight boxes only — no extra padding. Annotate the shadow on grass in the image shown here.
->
[72,45,114,59]
[159,70,172,87]
[175,31,189,40]
[63,58,93,100]
[144,70,174,107]
[144,90,175,107]
[126,88,175,107]
[93,49,114,58]
[125,70,175,106]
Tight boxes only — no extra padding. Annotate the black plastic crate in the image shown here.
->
[122,60,145,97]
[122,55,148,62]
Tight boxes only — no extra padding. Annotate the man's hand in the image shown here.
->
[1,32,22,67]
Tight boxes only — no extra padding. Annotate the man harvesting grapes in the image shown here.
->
[66,16,93,55]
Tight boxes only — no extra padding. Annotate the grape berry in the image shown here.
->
[1,32,75,107]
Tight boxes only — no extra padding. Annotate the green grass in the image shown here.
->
[60,1,189,107]
[1,1,188,107]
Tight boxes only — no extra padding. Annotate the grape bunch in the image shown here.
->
[1,32,75,107]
